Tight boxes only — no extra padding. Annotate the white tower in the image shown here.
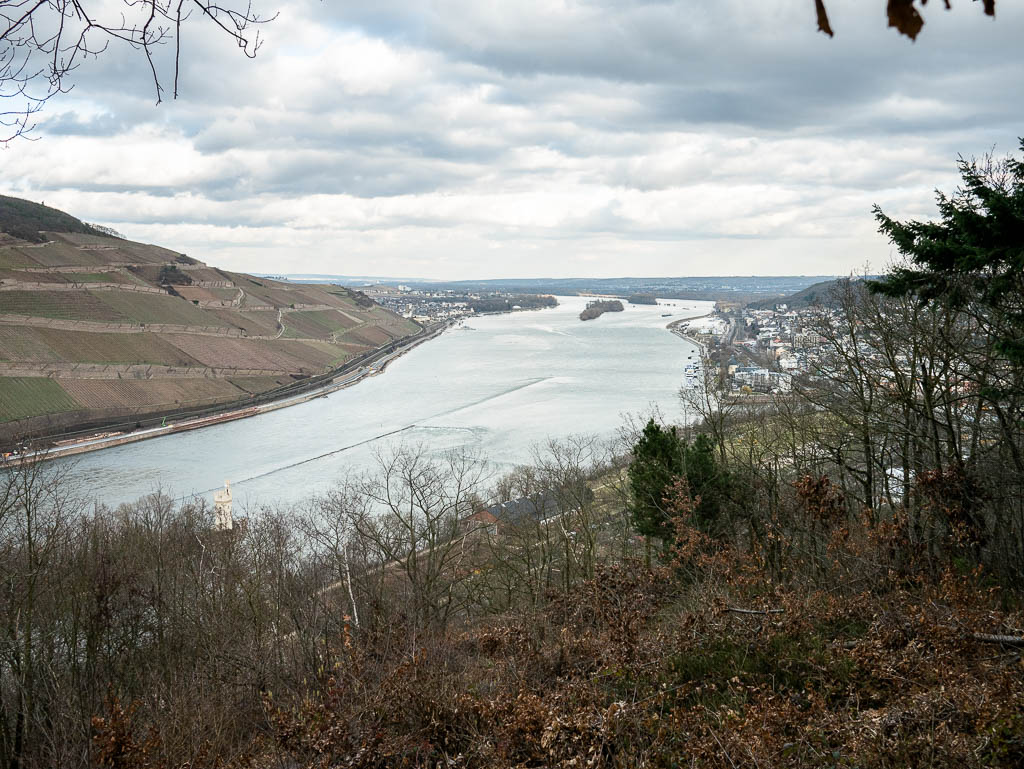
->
[213,481,233,531]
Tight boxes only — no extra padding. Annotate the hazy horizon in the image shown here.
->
[265,272,841,282]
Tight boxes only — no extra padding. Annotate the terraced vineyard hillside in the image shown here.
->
[0,198,420,443]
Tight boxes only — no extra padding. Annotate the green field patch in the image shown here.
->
[0,377,80,423]
[0,290,127,321]
[96,291,235,327]
[334,341,372,355]
[282,309,361,339]
[61,271,134,284]
[0,249,42,269]
[34,329,203,366]
[12,242,110,268]
[0,327,208,366]
[280,325,310,340]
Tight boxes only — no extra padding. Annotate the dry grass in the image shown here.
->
[0,327,61,362]
[59,377,245,409]
[345,325,397,347]
[208,309,281,336]
[174,286,222,303]
[155,334,340,372]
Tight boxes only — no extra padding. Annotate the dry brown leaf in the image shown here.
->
[817,0,993,39]
[888,0,926,40]
[815,0,834,37]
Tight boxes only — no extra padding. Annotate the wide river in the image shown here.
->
[57,296,710,508]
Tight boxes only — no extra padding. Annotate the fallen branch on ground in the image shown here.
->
[971,633,1024,646]
[725,607,785,616]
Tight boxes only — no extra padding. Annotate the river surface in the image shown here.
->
[56,296,711,508]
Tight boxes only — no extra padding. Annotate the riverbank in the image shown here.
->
[3,322,448,466]
[667,313,712,358]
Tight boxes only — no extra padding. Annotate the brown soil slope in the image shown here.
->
[0,201,420,443]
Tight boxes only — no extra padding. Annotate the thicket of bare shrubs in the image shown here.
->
[2,412,1022,768]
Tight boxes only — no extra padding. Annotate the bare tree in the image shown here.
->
[474,464,561,612]
[1,0,274,141]
[338,445,491,636]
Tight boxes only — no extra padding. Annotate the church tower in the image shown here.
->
[213,481,233,531]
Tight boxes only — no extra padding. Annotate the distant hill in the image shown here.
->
[745,277,876,310]
[0,195,420,446]
[0,195,105,243]
[399,275,837,302]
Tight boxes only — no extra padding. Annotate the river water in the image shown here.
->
[56,296,710,508]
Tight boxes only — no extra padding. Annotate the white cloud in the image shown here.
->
[4,0,1021,278]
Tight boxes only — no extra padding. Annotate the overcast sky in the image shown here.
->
[3,1,1021,279]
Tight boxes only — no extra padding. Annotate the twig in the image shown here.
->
[725,606,785,616]
[707,723,738,769]
[972,633,1024,646]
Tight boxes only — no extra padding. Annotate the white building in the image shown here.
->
[213,481,233,531]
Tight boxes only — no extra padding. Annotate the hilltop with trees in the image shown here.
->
[745,277,856,310]
[0,196,106,243]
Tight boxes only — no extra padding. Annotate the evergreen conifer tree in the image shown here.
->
[628,421,731,544]
[871,140,1024,366]
[628,419,684,541]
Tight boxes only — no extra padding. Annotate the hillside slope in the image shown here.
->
[0,197,420,444]
[745,277,856,310]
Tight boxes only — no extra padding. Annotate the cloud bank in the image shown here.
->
[3,0,1020,279]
